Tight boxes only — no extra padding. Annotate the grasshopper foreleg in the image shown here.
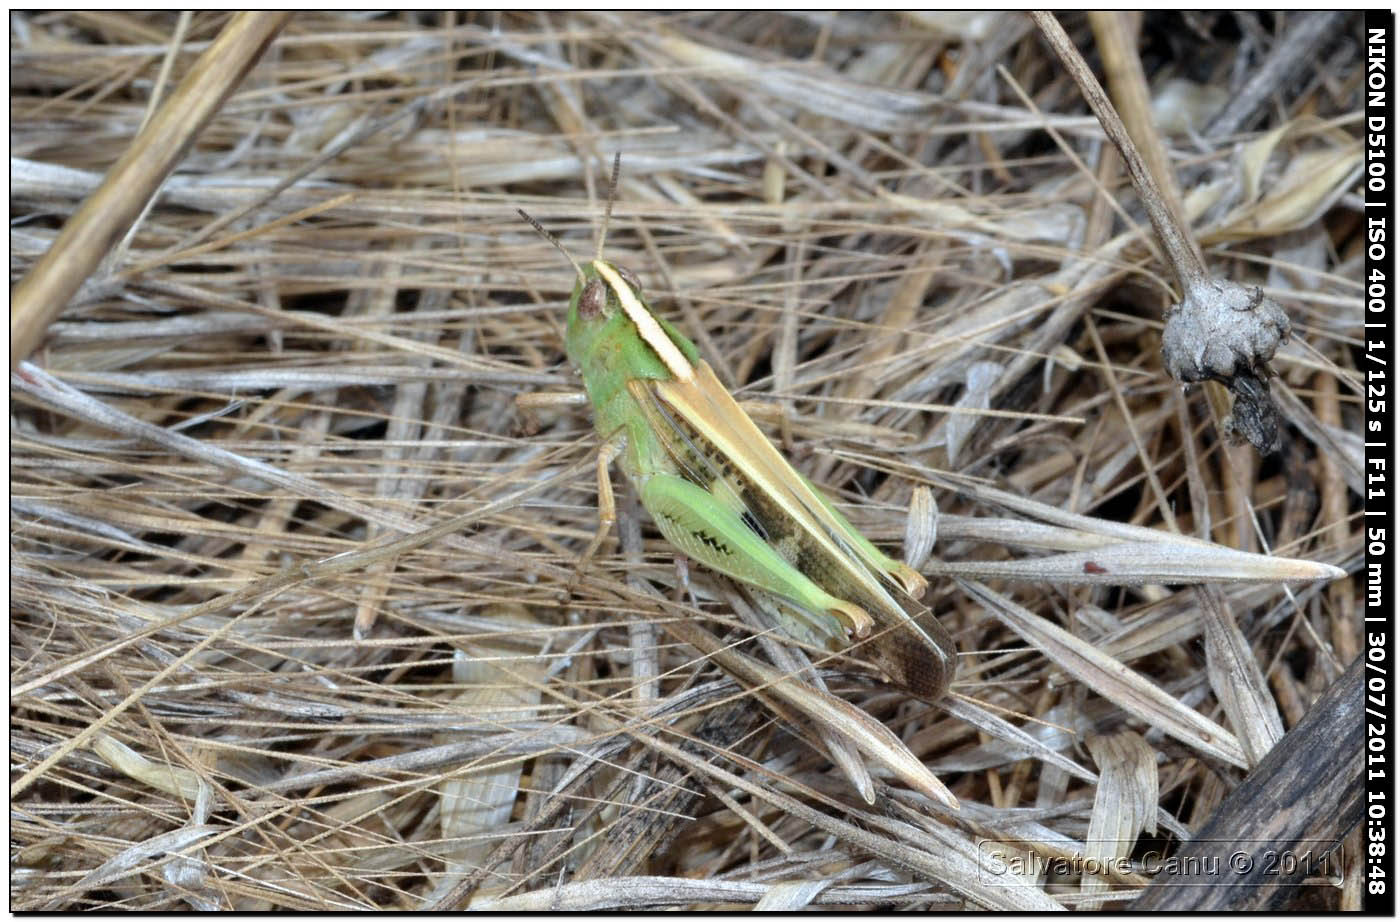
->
[515,390,588,435]
[567,434,625,596]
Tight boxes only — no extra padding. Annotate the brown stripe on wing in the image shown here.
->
[654,360,957,701]
[626,377,762,535]
[653,360,903,610]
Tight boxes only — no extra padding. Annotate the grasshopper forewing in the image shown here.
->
[519,159,956,703]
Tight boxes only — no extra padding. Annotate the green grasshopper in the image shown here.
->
[520,158,956,703]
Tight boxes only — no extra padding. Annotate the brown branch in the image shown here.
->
[1031,11,1292,454]
[9,12,293,368]
[1132,657,1363,910]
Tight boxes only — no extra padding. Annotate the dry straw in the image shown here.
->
[11,11,1362,911]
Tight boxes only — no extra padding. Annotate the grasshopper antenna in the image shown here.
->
[595,152,622,262]
[518,208,586,287]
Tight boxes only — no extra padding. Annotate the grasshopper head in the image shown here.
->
[518,202,700,382]
[572,260,644,323]
[568,258,700,384]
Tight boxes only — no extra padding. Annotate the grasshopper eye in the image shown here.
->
[615,265,643,296]
[578,278,607,319]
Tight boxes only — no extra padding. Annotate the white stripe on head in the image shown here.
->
[592,260,694,382]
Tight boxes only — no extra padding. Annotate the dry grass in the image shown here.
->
[10,11,1364,910]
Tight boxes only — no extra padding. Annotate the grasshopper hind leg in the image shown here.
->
[638,473,871,640]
